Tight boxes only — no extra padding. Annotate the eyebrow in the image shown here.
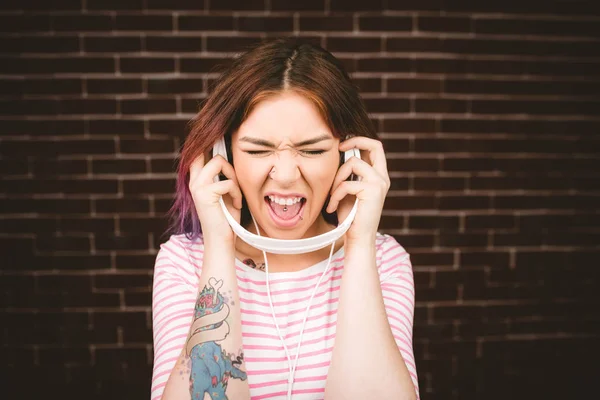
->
[238,134,333,148]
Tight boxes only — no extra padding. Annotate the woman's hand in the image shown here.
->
[326,136,391,244]
[188,149,244,245]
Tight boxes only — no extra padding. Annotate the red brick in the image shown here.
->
[387,77,442,93]
[147,78,203,94]
[87,0,143,10]
[19,78,82,95]
[3,0,81,11]
[438,195,491,210]
[299,16,353,31]
[271,0,324,11]
[353,77,382,93]
[357,57,411,72]
[120,57,175,73]
[327,37,381,53]
[378,215,404,230]
[120,217,168,233]
[35,236,91,253]
[384,194,436,210]
[59,217,115,233]
[0,158,28,175]
[120,98,177,115]
[122,178,175,194]
[146,36,202,52]
[94,272,152,289]
[179,15,233,31]
[147,0,206,9]
[0,56,116,74]
[2,217,58,233]
[413,177,466,191]
[359,16,412,31]
[206,36,262,52]
[61,99,118,115]
[475,17,600,37]
[120,138,176,154]
[238,16,294,32]
[330,0,384,11]
[415,98,468,113]
[91,159,146,174]
[180,56,231,73]
[388,157,440,172]
[390,233,435,248]
[438,233,489,248]
[94,198,151,214]
[466,215,516,230]
[115,15,173,31]
[39,347,91,365]
[363,98,410,113]
[209,0,265,11]
[0,14,50,31]
[124,291,152,311]
[95,234,150,251]
[386,0,442,11]
[88,118,145,135]
[52,14,113,31]
[418,16,471,32]
[409,215,460,230]
[87,78,143,94]
[84,36,142,52]
[382,117,436,133]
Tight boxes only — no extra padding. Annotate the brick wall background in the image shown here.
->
[1,1,599,399]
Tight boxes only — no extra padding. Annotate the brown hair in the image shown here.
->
[164,37,379,241]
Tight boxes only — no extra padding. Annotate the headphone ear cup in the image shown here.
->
[225,135,233,166]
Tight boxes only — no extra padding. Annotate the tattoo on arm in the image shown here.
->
[186,277,247,399]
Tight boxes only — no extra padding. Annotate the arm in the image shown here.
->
[325,234,419,400]
[152,237,251,400]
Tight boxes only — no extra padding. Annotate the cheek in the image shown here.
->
[234,160,268,201]
[305,159,338,194]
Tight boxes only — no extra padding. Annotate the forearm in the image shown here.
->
[325,236,416,400]
[161,238,250,400]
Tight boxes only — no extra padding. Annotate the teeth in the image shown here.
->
[268,196,303,206]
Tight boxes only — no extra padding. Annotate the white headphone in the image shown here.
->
[212,136,361,399]
[211,136,361,254]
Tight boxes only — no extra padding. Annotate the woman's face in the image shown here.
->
[231,91,341,239]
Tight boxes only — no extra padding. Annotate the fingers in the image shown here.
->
[189,152,204,185]
[339,136,388,178]
[189,153,244,210]
[211,180,243,210]
[326,181,364,213]
[329,157,374,197]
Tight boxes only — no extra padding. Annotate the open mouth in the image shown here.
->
[264,196,307,226]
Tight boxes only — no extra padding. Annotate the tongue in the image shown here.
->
[269,199,303,220]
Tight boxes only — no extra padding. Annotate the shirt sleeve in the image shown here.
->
[377,234,420,400]
[150,235,201,400]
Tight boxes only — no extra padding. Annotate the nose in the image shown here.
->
[269,149,301,184]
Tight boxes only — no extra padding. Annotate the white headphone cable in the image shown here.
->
[251,214,336,400]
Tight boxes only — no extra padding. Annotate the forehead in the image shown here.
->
[238,133,333,149]
[233,92,331,142]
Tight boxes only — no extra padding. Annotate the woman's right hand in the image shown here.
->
[188,148,243,245]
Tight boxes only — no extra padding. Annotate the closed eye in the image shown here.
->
[245,150,326,155]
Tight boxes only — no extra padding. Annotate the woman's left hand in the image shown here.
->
[326,136,391,244]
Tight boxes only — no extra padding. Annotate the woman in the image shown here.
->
[151,38,420,400]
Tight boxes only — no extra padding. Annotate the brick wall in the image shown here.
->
[1,1,599,399]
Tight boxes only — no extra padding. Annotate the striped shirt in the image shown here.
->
[151,232,420,400]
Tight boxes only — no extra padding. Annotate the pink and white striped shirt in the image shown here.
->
[151,232,420,400]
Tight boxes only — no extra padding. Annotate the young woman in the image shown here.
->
[151,38,420,400]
